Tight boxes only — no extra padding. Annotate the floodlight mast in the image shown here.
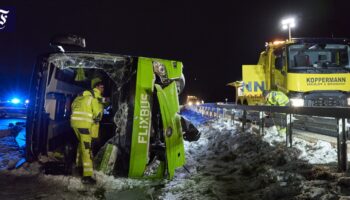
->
[281,17,296,41]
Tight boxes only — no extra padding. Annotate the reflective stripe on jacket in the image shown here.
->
[266,91,289,106]
[70,88,103,128]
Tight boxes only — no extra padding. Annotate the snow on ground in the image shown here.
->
[1,111,350,199]
[0,119,26,170]
[158,108,346,199]
[262,126,338,164]
[0,135,23,170]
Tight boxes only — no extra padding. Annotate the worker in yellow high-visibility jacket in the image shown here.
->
[263,90,290,135]
[70,77,104,184]
[263,90,289,106]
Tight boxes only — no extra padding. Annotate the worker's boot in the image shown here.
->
[81,176,96,185]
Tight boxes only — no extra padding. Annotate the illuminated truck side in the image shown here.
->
[229,38,350,107]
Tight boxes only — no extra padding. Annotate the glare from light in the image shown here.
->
[11,98,21,104]
[281,17,295,26]
[273,40,285,45]
[196,101,200,106]
[187,101,193,106]
[25,99,29,104]
[347,97,350,105]
[290,98,304,107]
[282,25,288,30]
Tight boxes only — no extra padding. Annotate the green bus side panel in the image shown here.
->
[155,83,186,179]
[128,57,155,178]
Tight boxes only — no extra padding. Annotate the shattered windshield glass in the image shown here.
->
[48,53,136,85]
[288,44,350,72]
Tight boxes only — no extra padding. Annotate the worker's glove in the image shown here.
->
[102,97,110,104]
[93,113,102,123]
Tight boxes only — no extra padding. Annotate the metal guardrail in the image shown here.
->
[193,103,350,172]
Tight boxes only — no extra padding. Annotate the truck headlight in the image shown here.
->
[196,101,200,106]
[188,101,193,106]
[290,98,304,107]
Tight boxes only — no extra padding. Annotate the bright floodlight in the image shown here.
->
[11,98,20,104]
[281,17,296,41]
[281,18,295,27]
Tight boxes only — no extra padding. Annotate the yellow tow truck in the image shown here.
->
[228,38,350,107]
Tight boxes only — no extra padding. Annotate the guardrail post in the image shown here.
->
[231,109,235,125]
[259,111,264,135]
[242,110,247,132]
[286,114,293,147]
[337,118,348,172]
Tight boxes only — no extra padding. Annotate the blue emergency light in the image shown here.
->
[11,98,21,104]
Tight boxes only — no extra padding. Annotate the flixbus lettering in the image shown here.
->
[138,93,150,144]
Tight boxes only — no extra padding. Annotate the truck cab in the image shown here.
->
[232,38,350,107]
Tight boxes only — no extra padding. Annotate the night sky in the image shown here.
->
[0,0,349,103]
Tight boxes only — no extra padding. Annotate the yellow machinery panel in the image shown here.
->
[287,73,350,92]
[242,65,266,95]
[242,65,266,104]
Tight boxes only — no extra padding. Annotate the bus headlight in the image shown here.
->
[290,98,304,107]
[153,61,169,84]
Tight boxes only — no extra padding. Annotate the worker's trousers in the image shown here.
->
[272,113,286,136]
[73,127,93,177]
